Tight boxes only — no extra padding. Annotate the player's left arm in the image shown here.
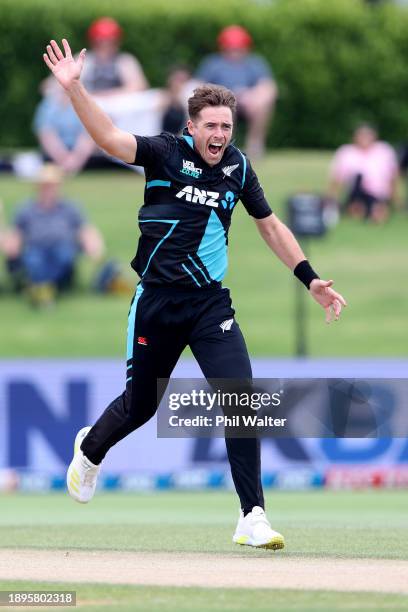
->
[255,213,347,323]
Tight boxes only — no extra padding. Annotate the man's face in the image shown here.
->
[38,182,59,207]
[92,38,119,60]
[354,126,377,150]
[187,106,233,166]
[222,48,248,61]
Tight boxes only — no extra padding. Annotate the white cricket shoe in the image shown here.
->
[233,506,285,550]
[66,426,101,504]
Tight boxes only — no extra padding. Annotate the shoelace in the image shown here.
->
[80,457,99,487]
[83,466,99,487]
[250,511,271,528]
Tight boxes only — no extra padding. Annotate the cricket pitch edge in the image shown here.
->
[0,550,408,594]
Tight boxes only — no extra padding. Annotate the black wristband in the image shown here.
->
[293,260,319,289]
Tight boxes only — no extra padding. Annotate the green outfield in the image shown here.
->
[0,490,407,610]
[0,583,407,612]
[1,490,407,557]
[0,151,407,358]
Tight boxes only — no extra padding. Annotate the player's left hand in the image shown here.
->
[309,279,347,323]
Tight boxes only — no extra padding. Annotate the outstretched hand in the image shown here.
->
[309,279,347,323]
[43,39,86,90]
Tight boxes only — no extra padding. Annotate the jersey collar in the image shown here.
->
[182,130,194,150]
[181,127,234,169]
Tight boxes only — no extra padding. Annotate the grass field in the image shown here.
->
[0,490,407,610]
[0,151,407,358]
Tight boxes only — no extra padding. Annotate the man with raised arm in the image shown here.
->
[44,40,346,550]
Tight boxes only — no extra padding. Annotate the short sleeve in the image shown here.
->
[249,55,273,84]
[384,143,399,176]
[32,97,53,134]
[329,146,348,182]
[14,206,30,232]
[133,133,176,166]
[240,157,272,219]
[195,56,218,83]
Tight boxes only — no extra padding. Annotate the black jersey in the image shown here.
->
[131,129,272,288]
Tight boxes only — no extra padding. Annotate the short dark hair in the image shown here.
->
[188,84,237,120]
[353,121,378,135]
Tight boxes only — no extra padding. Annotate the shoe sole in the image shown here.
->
[234,535,285,550]
[261,537,285,550]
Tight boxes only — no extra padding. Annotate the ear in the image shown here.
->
[187,119,194,135]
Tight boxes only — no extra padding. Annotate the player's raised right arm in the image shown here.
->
[43,39,136,164]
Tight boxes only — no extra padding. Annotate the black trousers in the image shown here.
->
[81,283,264,513]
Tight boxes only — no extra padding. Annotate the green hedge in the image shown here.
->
[1,0,408,148]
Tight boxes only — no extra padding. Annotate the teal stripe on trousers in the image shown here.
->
[126,284,144,362]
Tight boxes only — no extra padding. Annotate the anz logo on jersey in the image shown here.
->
[176,186,236,210]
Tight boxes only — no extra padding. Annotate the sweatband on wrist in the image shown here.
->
[293,260,319,289]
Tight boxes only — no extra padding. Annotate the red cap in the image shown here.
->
[88,17,123,42]
[218,25,252,50]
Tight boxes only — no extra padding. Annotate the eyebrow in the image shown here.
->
[204,122,232,128]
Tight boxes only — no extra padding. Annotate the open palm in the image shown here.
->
[43,39,86,90]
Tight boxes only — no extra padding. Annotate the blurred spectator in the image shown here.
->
[81,17,148,96]
[328,123,400,223]
[161,66,191,135]
[1,164,104,306]
[33,81,96,174]
[38,17,178,158]
[196,25,277,158]
[81,17,158,164]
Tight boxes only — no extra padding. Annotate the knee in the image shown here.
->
[241,92,274,119]
[347,201,365,219]
[371,202,389,223]
[123,386,157,428]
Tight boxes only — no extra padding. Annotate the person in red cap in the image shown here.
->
[81,17,148,96]
[196,25,277,158]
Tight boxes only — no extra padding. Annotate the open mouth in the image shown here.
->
[208,143,223,156]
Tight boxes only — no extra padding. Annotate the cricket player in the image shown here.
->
[44,39,346,550]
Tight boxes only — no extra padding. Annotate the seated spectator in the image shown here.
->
[1,164,104,306]
[196,25,277,157]
[33,81,96,174]
[38,18,150,168]
[40,17,180,153]
[161,65,191,135]
[78,16,154,166]
[328,123,400,223]
[81,17,148,96]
